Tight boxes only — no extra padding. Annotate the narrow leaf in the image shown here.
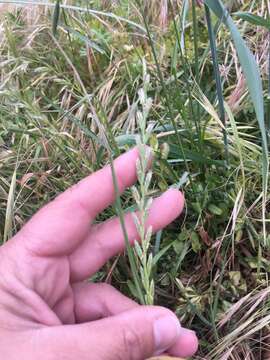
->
[52,0,61,36]
[234,12,270,30]
[3,169,16,243]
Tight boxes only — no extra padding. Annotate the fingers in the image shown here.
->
[72,282,138,322]
[19,148,144,256]
[38,306,197,360]
[72,282,198,358]
[70,189,185,281]
[167,329,199,358]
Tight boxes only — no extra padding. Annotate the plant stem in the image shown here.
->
[205,4,229,165]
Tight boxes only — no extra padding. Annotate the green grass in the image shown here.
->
[1,1,270,358]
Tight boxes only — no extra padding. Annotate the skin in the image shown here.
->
[0,148,198,360]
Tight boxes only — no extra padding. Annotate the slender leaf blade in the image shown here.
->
[3,169,16,243]
[52,0,61,36]
[234,12,270,30]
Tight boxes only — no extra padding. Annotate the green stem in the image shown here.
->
[136,0,196,193]
[52,0,61,36]
[205,4,229,165]
[169,0,205,175]
[192,0,200,84]
[110,155,145,305]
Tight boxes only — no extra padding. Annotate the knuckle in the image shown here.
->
[98,283,114,292]
[121,327,144,360]
[54,182,90,217]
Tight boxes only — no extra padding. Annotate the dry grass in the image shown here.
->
[0,2,43,23]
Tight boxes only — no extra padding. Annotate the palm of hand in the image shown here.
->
[0,149,197,360]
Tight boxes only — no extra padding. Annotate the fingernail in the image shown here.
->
[181,328,197,336]
[153,316,181,354]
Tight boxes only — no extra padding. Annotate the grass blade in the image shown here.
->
[3,169,16,243]
[180,0,190,53]
[192,0,199,84]
[52,0,60,36]
[61,26,106,54]
[109,154,145,305]
[234,12,270,30]
[204,4,228,164]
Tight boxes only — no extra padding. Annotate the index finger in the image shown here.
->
[18,148,147,256]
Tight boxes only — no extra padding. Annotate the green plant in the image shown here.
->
[131,62,155,305]
[205,0,269,245]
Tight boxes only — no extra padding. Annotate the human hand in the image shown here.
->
[0,148,198,360]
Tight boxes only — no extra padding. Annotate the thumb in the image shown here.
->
[40,306,183,360]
